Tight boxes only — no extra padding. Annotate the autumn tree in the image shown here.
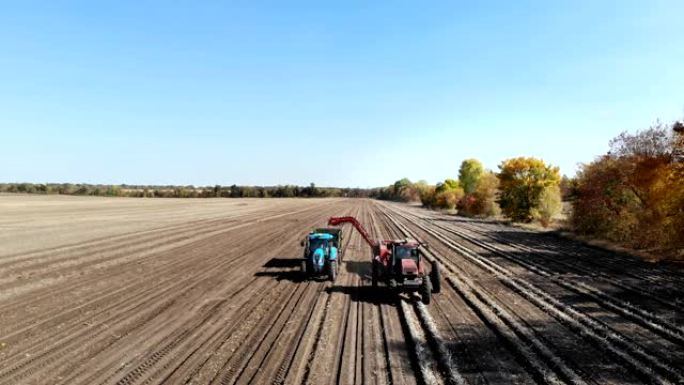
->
[435,189,463,210]
[531,185,562,227]
[436,178,459,193]
[572,122,684,253]
[559,175,578,201]
[419,185,437,208]
[412,180,435,207]
[572,156,641,243]
[458,159,484,194]
[433,179,464,210]
[456,158,501,217]
[497,157,561,222]
[460,171,500,217]
[395,178,420,202]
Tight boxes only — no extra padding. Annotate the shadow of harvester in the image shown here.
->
[325,285,398,305]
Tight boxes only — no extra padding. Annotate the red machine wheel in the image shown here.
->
[372,260,379,287]
[420,279,432,304]
[430,263,441,294]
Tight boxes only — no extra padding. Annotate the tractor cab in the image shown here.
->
[390,242,421,277]
[308,233,332,252]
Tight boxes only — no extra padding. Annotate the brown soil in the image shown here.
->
[1,195,682,384]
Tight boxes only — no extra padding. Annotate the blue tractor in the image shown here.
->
[300,228,342,281]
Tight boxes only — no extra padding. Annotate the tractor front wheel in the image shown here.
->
[329,260,337,281]
[420,279,432,304]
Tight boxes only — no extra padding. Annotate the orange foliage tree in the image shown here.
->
[572,122,684,254]
[459,171,500,217]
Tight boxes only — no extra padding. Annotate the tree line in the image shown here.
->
[4,121,682,257]
[377,120,683,258]
[376,156,560,224]
[571,121,683,254]
[0,182,377,199]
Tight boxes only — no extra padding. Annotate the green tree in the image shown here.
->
[497,157,561,222]
[106,185,122,197]
[304,182,318,197]
[392,178,419,202]
[461,171,500,217]
[74,185,89,195]
[458,159,484,194]
[435,178,460,193]
[432,179,464,210]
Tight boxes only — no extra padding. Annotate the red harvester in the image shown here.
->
[328,216,441,304]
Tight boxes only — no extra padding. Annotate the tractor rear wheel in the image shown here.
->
[420,279,432,304]
[371,260,379,287]
[430,263,441,294]
[329,260,337,281]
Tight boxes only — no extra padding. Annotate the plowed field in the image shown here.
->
[1,195,682,385]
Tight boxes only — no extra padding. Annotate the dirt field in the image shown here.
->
[1,195,683,385]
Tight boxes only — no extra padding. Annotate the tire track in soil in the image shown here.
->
[255,205,365,385]
[298,204,367,385]
[367,212,416,385]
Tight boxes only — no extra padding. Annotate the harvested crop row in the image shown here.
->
[382,202,684,384]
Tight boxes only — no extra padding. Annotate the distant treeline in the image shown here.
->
[0,182,380,199]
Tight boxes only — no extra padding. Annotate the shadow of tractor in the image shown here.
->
[253,257,305,282]
[262,257,301,268]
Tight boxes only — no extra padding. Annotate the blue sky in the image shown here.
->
[1,1,683,187]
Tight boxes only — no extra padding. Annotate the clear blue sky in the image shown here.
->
[1,1,683,187]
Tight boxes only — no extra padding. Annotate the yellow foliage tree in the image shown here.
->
[497,157,560,222]
[433,179,464,210]
[435,189,464,210]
